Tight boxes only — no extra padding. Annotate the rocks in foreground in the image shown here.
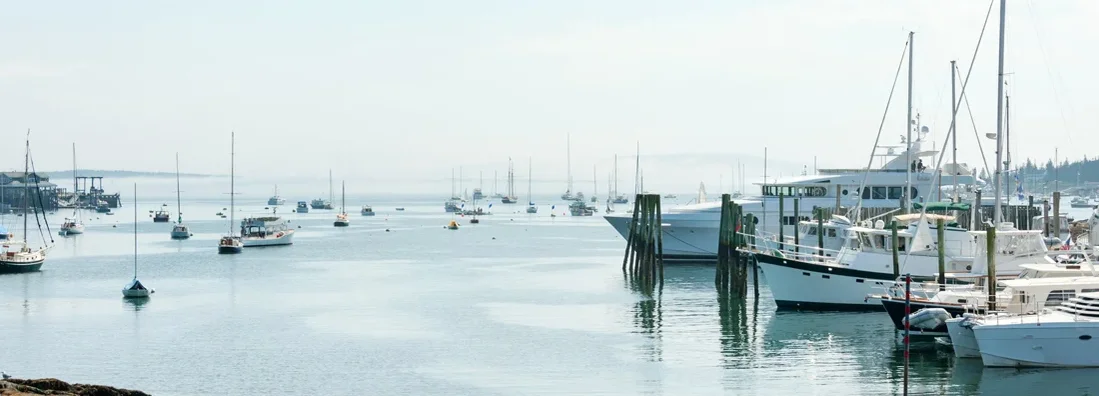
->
[1,378,150,396]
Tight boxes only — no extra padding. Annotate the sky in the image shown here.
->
[1,0,1096,196]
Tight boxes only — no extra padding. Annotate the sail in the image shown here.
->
[908,216,935,252]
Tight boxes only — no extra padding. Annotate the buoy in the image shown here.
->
[385,228,390,232]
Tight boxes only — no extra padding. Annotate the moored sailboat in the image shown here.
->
[123,184,152,298]
[59,143,85,236]
[334,181,349,227]
[218,132,243,254]
[170,153,191,239]
[1,133,52,273]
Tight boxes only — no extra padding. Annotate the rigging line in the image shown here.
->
[957,65,992,180]
[850,37,910,224]
[1025,0,1073,144]
[28,152,54,244]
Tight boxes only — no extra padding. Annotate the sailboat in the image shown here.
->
[590,166,598,203]
[334,181,350,227]
[561,133,575,200]
[2,133,52,273]
[170,153,191,239]
[526,157,537,214]
[502,158,518,204]
[218,132,243,254]
[267,185,285,206]
[123,184,152,298]
[445,168,462,212]
[60,143,85,236]
[612,154,628,204]
[605,173,614,213]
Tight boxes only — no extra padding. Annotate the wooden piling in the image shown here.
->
[793,198,800,254]
[891,220,900,279]
[974,190,982,231]
[986,226,997,311]
[1027,195,1034,230]
[816,207,824,257]
[624,194,664,293]
[778,192,785,251]
[937,218,945,291]
[1043,198,1050,238]
[716,194,748,297]
[1053,191,1061,237]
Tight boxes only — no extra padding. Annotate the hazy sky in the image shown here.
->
[1,1,1095,194]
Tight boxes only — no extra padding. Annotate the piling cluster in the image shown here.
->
[715,194,756,298]
[622,194,664,292]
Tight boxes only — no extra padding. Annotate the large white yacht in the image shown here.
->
[240,209,295,247]
[603,131,979,260]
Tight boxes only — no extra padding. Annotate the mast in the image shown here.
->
[341,180,346,214]
[904,30,914,214]
[614,155,619,198]
[593,165,597,199]
[634,142,640,196]
[23,131,29,240]
[329,169,333,204]
[72,143,77,212]
[993,0,1006,225]
[951,60,958,202]
[527,157,532,204]
[566,133,572,194]
[452,169,456,198]
[133,183,138,279]
[1005,94,1011,203]
[175,153,182,223]
[230,131,236,236]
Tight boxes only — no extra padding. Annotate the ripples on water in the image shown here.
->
[1,200,1097,395]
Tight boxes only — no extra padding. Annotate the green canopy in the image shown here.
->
[913,202,971,212]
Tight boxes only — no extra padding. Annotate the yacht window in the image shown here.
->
[872,187,887,199]
[842,189,849,196]
[807,228,817,236]
[1083,289,1099,293]
[1046,290,1076,307]
[860,233,873,249]
[874,235,886,249]
[827,229,837,238]
[888,187,903,200]
[910,187,919,198]
[862,187,871,199]
[782,216,799,226]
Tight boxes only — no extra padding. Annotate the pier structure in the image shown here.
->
[0,172,59,213]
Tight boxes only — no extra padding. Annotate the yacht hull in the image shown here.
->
[946,317,981,358]
[60,226,84,235]
[755,253,897,311]
[975,324,1099,367]
[242,231,294,247]
[604,215,718,260]
[0,259,44,274]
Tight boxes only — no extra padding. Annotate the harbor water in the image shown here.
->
[2,195,1098,395]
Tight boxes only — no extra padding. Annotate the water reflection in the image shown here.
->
[123,296,151,311]
[718,291,752,369]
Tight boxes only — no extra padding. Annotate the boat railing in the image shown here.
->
[741,231,841,264]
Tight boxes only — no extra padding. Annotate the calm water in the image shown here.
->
[2,197,1098,395]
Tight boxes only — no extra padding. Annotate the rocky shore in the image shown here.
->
[0,378,150,396]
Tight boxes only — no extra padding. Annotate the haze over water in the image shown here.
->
[2,192,1098,395]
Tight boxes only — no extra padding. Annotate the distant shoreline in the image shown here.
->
[36,170,221,179]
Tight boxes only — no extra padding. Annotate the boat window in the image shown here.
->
[860,233,873,249]
[910,187,919,198]
[782,216,799,226]
[888,187,902,200]
[1046,290,1076,307]
[862,187,871,199]
[827,229,837,238]
[807,228,817,236]
[874,235,886,249]
[872,187,887,200]
[1083,289,1099,293]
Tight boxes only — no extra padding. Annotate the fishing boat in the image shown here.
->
[152,204,170,222]
[218,132,243,255]
[241,211,295,247]
[1070,196,1091,208]
[295,201,309,213]
[59,143,85,236]
[568,200,594,216]
[361,205,375,216]
[334,181,349,227]
[663,193,677,199]
[268,185,285,206]
[123,184,152,298]
[1,134,52,273]
[502,158,518,204]
[310,198,329,210]
[170,153,191,240]
[526,158,537,214]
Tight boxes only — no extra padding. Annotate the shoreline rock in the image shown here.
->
[1,378,150,396]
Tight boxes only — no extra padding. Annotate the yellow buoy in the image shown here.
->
[447,220,459,230]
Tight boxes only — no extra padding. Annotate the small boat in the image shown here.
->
[310,198,330,210]
[334,181,350,227]
[95,205,112,214]
[218,132,244,255]
[152,204,170,222]
[470,218,480,224]
[1070,196,1092,208]
[663,193,677,199]
[123,184,152,299]
[447,220,459,230]
[568,200,594,216]
[60,143,85,236]
[395,207,405,211]
[267,185,285,206]
[295,201,309,213]
[170,153,191,240]
[473,188,484,201]
[445,199,461,213]
[241,213,295,247]
[361,205,375,216]
[1,136,51,274]
[526,158,537,213]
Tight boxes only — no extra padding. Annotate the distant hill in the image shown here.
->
[38,169,221,179]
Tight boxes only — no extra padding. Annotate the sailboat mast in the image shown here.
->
[329,169,333,204]
[614,154,618,197]
[593,165,596,197]
[72,143,77,208]
[341,180,345,213]
[993,0,1007,224]
[527,157,532,203]
[175,153,182,223]
[23,133,29,238]
[951,60,958,203]
[904,31,914,214]
[1005,94,1011,203]
[230,132,235,235]
[566,133,572,193]
[634,142,640,196]
[133,183,138,278]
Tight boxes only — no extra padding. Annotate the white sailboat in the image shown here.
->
[123,184,152,298]
[591,166,598,203]
[59,143,85,236]
[502,158,518,204]
[612,154,628,204]
[334,181,349,227]
[1,133,51,273]
[526,157,537,214]
[561,133,575,200]
[218,132,243,254]
[170,153,191,239]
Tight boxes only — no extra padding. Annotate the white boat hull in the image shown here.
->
[604,215,718,259]
[122,288,150,298]
[975,323,1099,367]
[755,253,896,310]
[946,317,981,358]
[61,225,85,235]
[242,230,294,247]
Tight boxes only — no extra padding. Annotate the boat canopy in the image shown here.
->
[893,213,957,223]
[913,202,971,212]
